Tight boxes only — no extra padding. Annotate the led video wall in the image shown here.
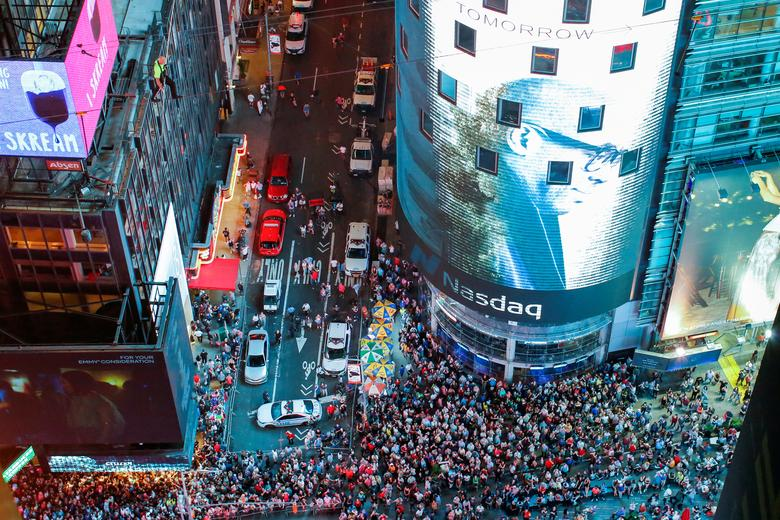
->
[0,0,118,158]
[663,160,780,338]
[397,0,682,324]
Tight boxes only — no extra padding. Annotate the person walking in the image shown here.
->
[285,430,295,445]
[303,103,311,119]
[311,267,319,286]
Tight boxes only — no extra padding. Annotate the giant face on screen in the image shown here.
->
[396,0,682,324]
[663,160,780,338]
[0,351,183,446]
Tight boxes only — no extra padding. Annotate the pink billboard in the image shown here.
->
[64,0,119,153]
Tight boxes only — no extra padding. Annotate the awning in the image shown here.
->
[188,258,241,291]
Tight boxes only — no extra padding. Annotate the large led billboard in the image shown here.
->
[0,350,182,446]
[64,0,119,152]
[0,0,118,159]
[663,160,780,338]
[397,1,682,325]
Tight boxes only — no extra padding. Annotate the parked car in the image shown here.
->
[320,322,350,376]
[285,12,308,55]
[256,399,322,428]
[245,329,269,384]
[344,222,370,276]
[292,0,313,10]
[257,209,287,256]
[266,154,291,203]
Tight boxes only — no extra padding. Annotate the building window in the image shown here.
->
[400,25,408,58]
[619,149,641,175]
[563,0,591,23]
[6,226,64,249]
[713,112,751,143]
[476,147,498,174]
[496,98,521,127]
[420,110,433,140]
[531,47,559,75]
[611,43,637,73]
[454,22,476,55]
[643,0,665,15]
[547,161,573,185]
[409,0,420,17]
[715,6,779,39]
[483,0,507,14]
[438,70,457,103]
[578,105,604,132]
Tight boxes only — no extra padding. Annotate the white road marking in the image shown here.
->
[312,67,319,93]
[299,156,307,183]
[296,326,307,353]
[272,239,296,402]
[313,234,336,390]
[302,360,316,379]
[255,258,265,283]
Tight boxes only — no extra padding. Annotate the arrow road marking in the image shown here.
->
[272,239,296,403]
[317,239,330,254]
[294,427,310,440]
[247,407,258,418]
[300,383,314,396]
[302,360,316,378]
[296,328,308,354]
[337,114,350,125]
[331,145,341,154]
[327,171,339,182]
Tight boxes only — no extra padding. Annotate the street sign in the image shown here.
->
[2,446,35,482]
[269,34,281,55]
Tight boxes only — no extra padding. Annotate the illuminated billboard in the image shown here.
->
[663,160,780,338]
[0,351,182,446]
[0,0,118,159]
[396,0,682,325]
[64,0,119,152]
[0,61,84,157]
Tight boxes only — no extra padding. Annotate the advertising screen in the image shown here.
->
[0,350,182,446]
[663,160,780,338]
[64,0,119,152]
[0,61,84,158]
[396,0,682,325]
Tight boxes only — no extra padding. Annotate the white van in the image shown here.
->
[320,322,350,376]
[285,13,308,55]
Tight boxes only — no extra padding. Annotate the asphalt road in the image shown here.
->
[227,0,395,452]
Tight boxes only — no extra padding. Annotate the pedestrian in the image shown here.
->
[286,430,295,445]
[290,92,297,107]
[326,403,336,419]
[306,219,314,236]
[288,198,296,216]
[303,102,311,118]
[338,145,347,159]
[223,227,230,242]
[311,267,319,285]
[237,282,244,294]
[319,382,328,396]
[274,329,282,346]
[314,314,323,329]
[247,92,255,107]
[299,224,307,238]
[294,70,301,85]
[277,83,286,98]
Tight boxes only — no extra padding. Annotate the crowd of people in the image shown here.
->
[7,238,758,520]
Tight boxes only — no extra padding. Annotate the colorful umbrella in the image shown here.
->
[364,359,396,379]
[368,320,393,339]
[372,300,397,320]
[359,343,390,363]
[363,377,387,396]
[360,337,393,349]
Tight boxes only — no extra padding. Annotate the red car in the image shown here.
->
[266,154,291,203]
[257,209,287,256]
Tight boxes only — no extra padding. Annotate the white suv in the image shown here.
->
[320,322,350,376]
[344,222,370,277]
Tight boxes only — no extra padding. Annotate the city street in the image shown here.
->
[226,0,395,452]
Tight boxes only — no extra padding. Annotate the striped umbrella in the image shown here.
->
[359,343,390,364]
[368,320,393,339]
[360,337,394,350]
[364,359,396,379]
[372,300,397,320]
[362,376,387,396]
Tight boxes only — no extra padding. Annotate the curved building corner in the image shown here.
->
[395,0,683,379]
